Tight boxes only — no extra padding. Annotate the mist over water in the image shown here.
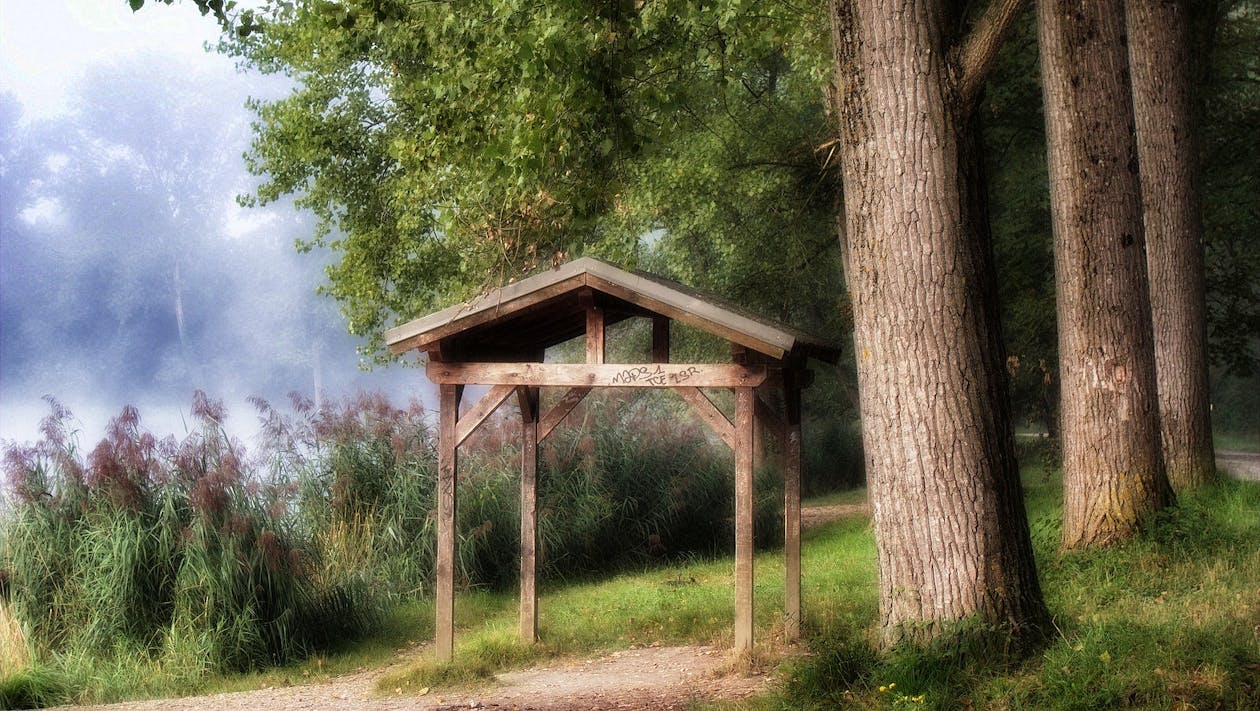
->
[0,20,432,459]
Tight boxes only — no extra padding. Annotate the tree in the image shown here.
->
[827,0,1048,647]
[1038,0,1174,548]
[1126,0,1216,490]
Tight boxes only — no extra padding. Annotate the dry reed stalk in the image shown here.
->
[0,601,30,672]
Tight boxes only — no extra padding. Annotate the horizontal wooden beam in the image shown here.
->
[426,362,767,388]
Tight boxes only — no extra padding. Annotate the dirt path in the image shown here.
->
[1218,450,1260,481]
[49,645,767,711]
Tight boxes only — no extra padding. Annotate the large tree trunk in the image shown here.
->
[828,0,1047,649]
[1037,0,1174,548]
[1126,0,1216,491]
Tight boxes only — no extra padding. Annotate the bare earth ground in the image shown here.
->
[43,458,1259,711]
[49,644,769,711]
[1218,450,1260,481]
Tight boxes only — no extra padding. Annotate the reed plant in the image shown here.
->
[1,387,785,704]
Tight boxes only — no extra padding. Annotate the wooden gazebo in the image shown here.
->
[384,257,840,660]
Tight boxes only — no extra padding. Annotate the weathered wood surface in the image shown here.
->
[518,386,540,643]
[585,299,605,365]
[455,383,516,446]
[538,387,592,443]
[385,257,841,362]
[783,380,803,642]
[652,316,670,363]
[387,275,586,354]
[676,387,735,450]
[436,384,461,661]
[427,362,767,388]
[734,387,755,654]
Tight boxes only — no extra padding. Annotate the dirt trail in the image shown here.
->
[48,645,767,711]
[1218,450,1260,481]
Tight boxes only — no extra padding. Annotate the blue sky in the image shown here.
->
[0,1,429,449]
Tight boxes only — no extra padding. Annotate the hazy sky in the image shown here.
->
[0,1,429,449]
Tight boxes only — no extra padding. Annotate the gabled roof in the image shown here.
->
[385,257,841,363]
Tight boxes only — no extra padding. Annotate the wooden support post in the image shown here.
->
[753,410,766,471]
[734,386,755,655]
[583,290,605,365]
[783,375,803,642]
[652,316,670,363]
[436,383,462,661]
[517,386,540,643]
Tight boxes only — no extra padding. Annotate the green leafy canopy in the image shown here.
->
[221,0,841,362]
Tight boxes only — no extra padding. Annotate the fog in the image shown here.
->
[0,5,430,453]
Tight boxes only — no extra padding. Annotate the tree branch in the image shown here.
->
[956,0,1028,109]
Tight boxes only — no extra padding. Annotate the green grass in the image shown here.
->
[766,476,1260,710]
[7,454,1257,710]
[375,503,877,694]
[374,472,1259,711]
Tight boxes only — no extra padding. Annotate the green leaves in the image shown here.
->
[223,0,839,362]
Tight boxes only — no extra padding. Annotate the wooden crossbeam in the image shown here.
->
[538,386,591,443]
[676,387,735,450]
[427,362,767,388]
[455,384,516,447]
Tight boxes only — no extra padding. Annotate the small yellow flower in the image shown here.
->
[879,685,888,693]
[889,683,896,690]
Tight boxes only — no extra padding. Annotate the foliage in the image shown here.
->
[1197,1,1260,377]
[221,1,839,363]
[0,394,383,701]
[1,386,793,703]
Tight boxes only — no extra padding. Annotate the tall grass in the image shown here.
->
[1,388,777,704]
[0,394,383,704]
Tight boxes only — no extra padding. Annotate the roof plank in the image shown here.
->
[385,257,841,362]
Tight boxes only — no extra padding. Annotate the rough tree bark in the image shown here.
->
[828,0,1048,648]
[1126,0,1216,491]
[1037,0,1174,548]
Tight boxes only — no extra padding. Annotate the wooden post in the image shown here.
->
[436,383,462,661]
[753,408,766,471]
[652,316,670,363]
[518,386,540,643]
[584,291,605,365]
[734,386,755,654]
[783,375,803,642]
